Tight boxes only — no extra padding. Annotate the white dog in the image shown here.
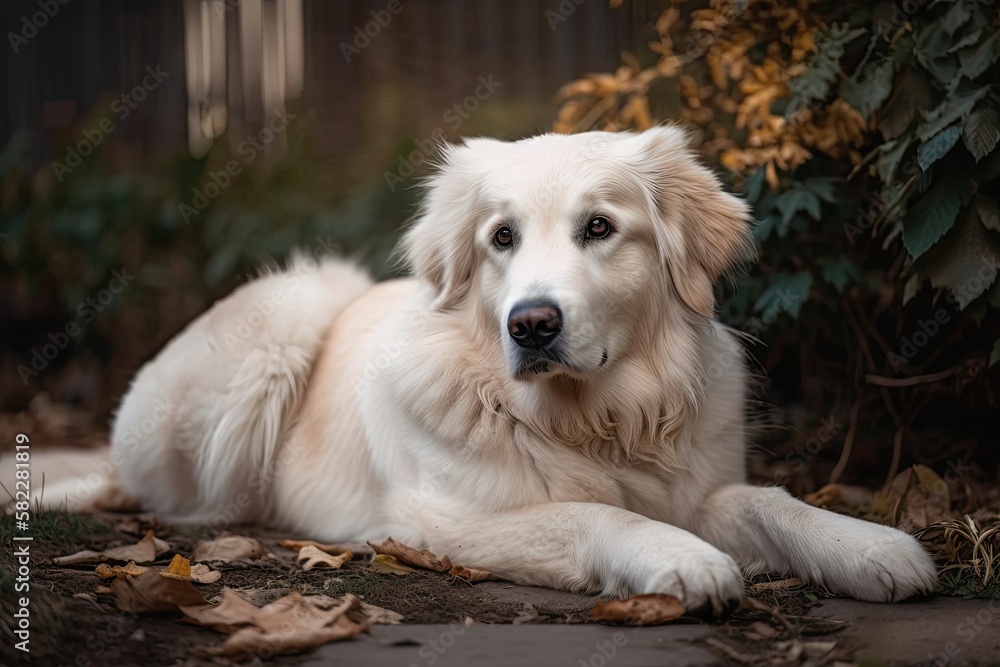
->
[54,127,937,613]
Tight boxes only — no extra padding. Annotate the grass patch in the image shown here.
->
[921,515,1000,599]
[320,571,401,599]
[0,502,106,547]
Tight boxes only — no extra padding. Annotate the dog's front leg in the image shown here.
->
[693,484,937,601]
[414,501,744,613]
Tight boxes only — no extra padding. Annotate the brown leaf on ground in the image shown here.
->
[512,602,539,625]
[192,535,269,563]
[367,537,452,572]
[449,565,493,582]
[803,484,873,510]
[592,594,686,625]
[72,592,106,613]
[109,568,207,613]
[280,539,364,556]
[55,530,166,566]
[297,545,352,571]
[114,516,168,537]
[180,589,368,660]
[752,577,803,593]
[357,601,403,625]
[369,554,417,575]
[95,561,148,579]
[165,554,191,578]
[873,465,951,532]
[187,564,222,584]
[161,554,222,584]
[178,588,263,633]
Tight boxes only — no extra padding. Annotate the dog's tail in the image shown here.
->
[193,342,313,511]
[6,256,372,523]
[182,255,371,517]
[92,254,373,523]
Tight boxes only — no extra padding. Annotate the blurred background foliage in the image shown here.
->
[556,0,1000,503]
[1,0,998,565]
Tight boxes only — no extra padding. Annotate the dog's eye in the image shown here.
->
[586,216,613,240]
[494,226,513,249]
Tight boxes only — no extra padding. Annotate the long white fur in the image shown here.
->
[38,128,936,612]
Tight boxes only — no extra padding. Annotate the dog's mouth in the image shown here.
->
[511,348,607,379]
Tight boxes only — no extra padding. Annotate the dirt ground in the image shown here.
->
[1,422,998,666]
[6,508,995,667]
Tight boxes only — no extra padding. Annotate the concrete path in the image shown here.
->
[808,597,1000,666]
[293,594,1000,666]
[301,624,718,667]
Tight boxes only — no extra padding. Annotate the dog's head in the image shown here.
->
[403,127,753,379]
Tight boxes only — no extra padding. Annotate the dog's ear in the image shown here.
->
[633,126,754,317]
[401,141,488,309]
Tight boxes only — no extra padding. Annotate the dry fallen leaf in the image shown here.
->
[161,554,222,584]
[180,589,368,660]
[193,535,269,563]
[72,592,106,613]
[367,537,452,572]
[357,601,403,625]
[178,588,264,633]
[369,554,417,575]
[165,554,191,578]
[109,568,207,613]
[95,561,148,579]
[803,484,873,510]
[280,539,364,556]
[873,465,951,532]
[114,516,167,537]
[188,564,222,584]
[746,620,778,639]
[306,594,403,625]
[448,565,493,582]
[592,594,686,625]
[752,577,803,593]
[55,531,168,566]
[297,545,351,571]
[512,602,539,625]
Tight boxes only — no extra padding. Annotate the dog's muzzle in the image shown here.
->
[507,300,562,349]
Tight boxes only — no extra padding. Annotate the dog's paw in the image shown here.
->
[642,549,744,615]
[827,526,938,602]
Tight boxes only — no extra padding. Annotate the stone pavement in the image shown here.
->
[807,597,1000,666]
[296,590,1000,666]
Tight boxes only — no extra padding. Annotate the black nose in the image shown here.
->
[507,301,562,349]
